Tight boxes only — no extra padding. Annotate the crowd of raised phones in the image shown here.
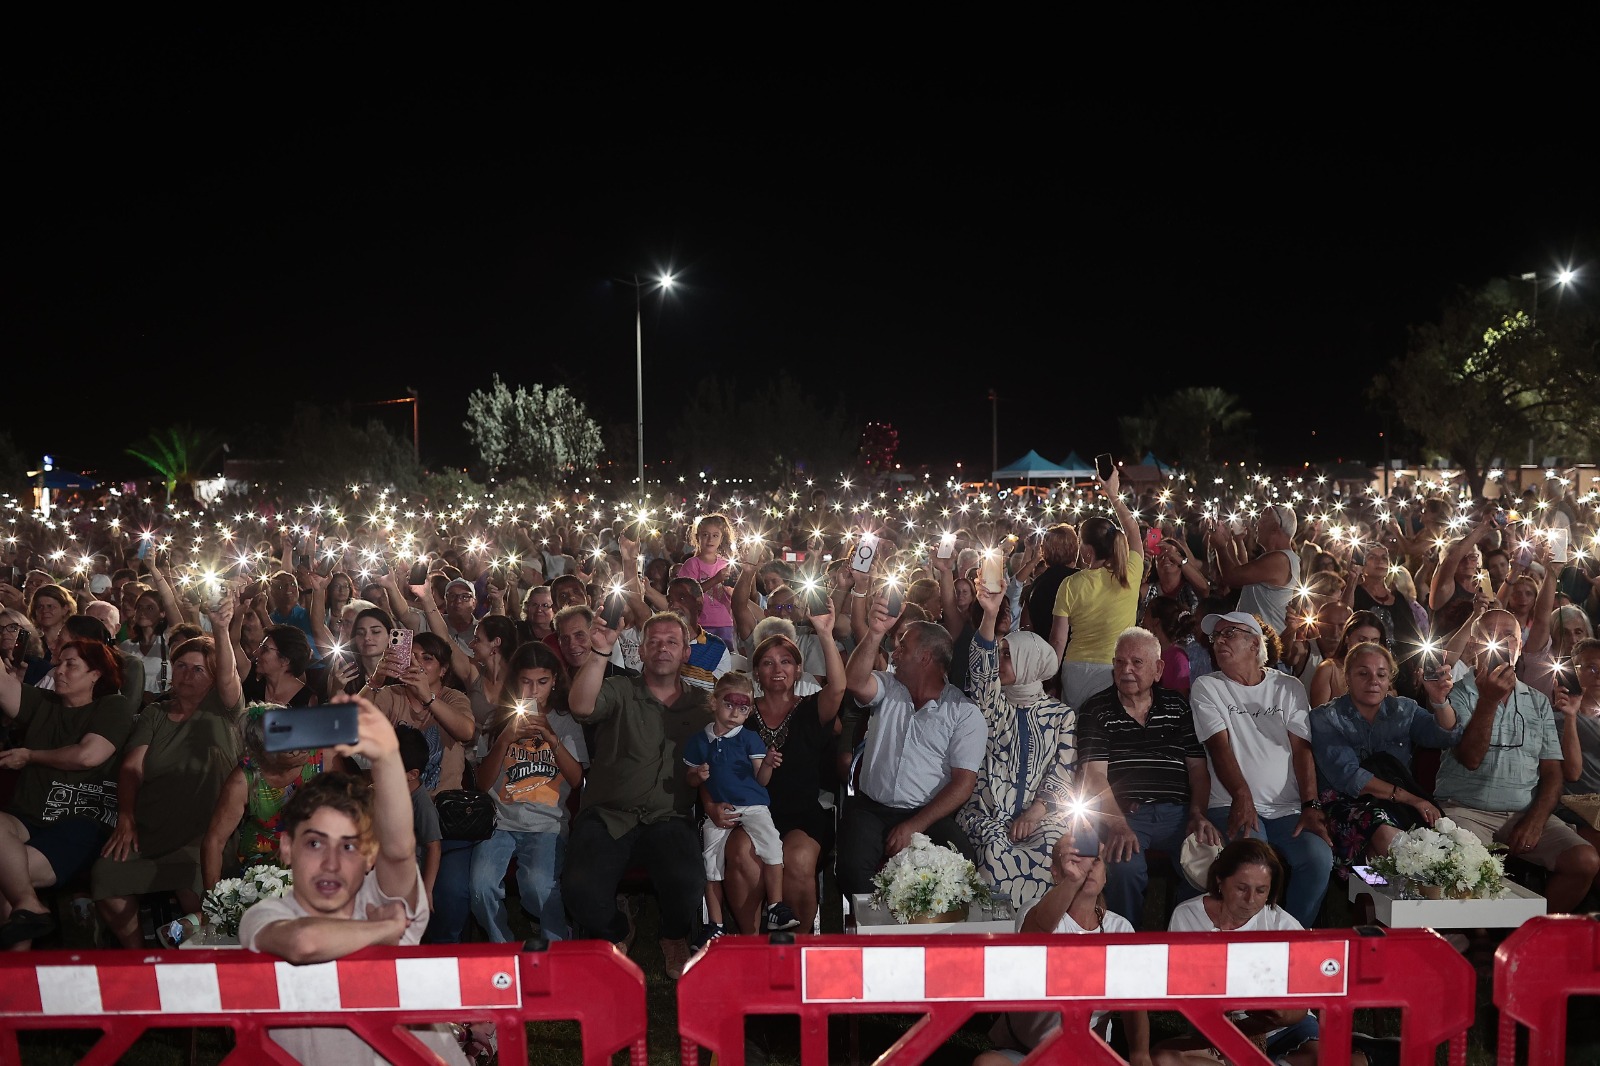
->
[2,468,1598,1065]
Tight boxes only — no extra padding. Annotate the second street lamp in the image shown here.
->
[631,272,675,490]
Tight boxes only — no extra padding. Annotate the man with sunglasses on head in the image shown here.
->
[1434,608,1599,911]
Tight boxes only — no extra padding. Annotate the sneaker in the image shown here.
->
[660,936,691,980]
[694,922,725,949]
[614,893,637,955]
[764,901,801,932]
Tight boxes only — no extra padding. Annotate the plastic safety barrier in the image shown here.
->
[678,929,1475,1066]
[1494,912,1600,1065]
[0,938,647,1065]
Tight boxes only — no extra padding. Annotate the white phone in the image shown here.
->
[936,533,956,560]
[850,535,877,575]
[1547,527,1570,564]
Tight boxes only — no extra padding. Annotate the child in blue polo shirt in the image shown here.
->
[684,672,801,941]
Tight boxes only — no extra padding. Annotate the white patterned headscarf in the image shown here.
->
[1001,631,1059,706]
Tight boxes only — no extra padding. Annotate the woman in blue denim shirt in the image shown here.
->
[1310,642,1462,870]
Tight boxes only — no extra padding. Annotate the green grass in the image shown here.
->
[15,880,1600,1064]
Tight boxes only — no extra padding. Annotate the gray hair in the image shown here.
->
[1115,626,1162,662]
[751,616,799,649]
[903,620,954,672]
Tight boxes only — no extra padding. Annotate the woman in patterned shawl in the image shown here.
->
[956,583,1076,907]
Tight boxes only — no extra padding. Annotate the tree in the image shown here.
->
[276,405,424,494]
[464,374,604,482]
[1119,387,1251,475]
[0,432,27,495]
[674,372,857,485]
[126,425,226,504]
[1376,284,1600,496]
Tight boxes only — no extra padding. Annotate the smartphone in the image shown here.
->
[799,577,830,615]
[978,551,1005,594]
[783,550,802,564]
[601,586,627,630]
[850,535,878,575]
[1476,568,1494,597]
[1351,865,1388,887]
[882,580,904,618]
[1071,820,1100,857]
[936,533,956,560]
[1094,453,1115,482]
[1351,548,1366,567]
[1547,527,1570,564]
[388,627,414,672]
[1515,540,1533,569]
[262,706,360,753]
[1557,659,1583,696]
[1421,651,1446,683]
[1483,641,1513,671]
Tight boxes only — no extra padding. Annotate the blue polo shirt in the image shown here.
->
[683,724,769,806]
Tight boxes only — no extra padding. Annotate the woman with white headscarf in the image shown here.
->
[957,583,1076,907]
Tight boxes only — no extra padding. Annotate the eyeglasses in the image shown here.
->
[769,603,797,613]
[446,593,476,603]
[529,601,553,611]
[1211,627,1257,644]
[0,623,20,634]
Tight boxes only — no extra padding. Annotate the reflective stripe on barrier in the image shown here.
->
[679,930,1475,1066]
[0,939,648,1066]
[1494,913,1600,1066]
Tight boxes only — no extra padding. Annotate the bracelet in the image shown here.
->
[423,694,436,708]
[849,589,869,598]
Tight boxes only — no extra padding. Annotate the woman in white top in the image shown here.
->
[975,836,1149,1066]
[1159,839,1319,1065]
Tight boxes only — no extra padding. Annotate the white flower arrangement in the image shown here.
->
[1372,818,1507,898]
[203,864,294,937]
[870,834,991,923]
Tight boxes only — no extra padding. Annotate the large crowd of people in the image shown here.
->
[2,462,1599,1063]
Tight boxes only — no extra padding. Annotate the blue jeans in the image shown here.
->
[425,838,476,943]
[1100,802,1200,929]
[470,828,568,942]
[1207,809,1333,928]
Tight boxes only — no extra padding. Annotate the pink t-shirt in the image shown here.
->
[1160,642,1191,696]
[678,555,734,629]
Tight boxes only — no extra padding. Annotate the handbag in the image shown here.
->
[434,787,494,842]
[1359,751,1433,831]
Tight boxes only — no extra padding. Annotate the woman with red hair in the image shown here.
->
[0,639,136,947]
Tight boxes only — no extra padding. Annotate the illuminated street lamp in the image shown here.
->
[628,272,675,489]
[1519,266,1577,321]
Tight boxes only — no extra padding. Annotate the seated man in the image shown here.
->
[1434,609,1600,911]
[836,596,985,897]
[239,698,466,1065]
[564,611,710,980]
[1078,627,1219,928]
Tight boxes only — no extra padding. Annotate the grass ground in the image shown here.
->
[12,877,1600,1064]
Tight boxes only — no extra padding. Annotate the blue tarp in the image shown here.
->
[992,450,1073,480]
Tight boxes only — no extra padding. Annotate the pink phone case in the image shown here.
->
[389,628,414,671]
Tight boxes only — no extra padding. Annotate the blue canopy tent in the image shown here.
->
[41,470,98,491]
[1056,452,1097,478]
[1141,451,1175,475]
[992,450,1073,482]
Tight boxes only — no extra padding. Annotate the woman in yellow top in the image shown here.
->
[1049,468,1145,709]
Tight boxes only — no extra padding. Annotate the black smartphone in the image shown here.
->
[1071,820,1100,856]
[799,576,830,615]
[1421,651,1445,683]
[601,585,627,630]
[1557,659,1583,696]
[1483,642,1513,671]
[1094,453,1115,482]
[883,580,904,618]
[262,706,359,753]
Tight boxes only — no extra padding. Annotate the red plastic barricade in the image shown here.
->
[0,939,647,1065]
[1494,913,1600,1065]
[679,930,1475,1066]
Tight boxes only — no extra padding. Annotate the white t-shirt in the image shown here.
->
[1168,894,1302,933]
[991,903,1135,1051]
[239,866,468,1065]
[1190,670,1312,819]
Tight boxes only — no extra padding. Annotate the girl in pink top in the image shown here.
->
[679,513,736,645]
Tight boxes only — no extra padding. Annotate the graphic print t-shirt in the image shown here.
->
[486,709,589,833]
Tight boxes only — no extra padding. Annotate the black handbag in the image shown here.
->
[1359,751,1434,831]
[434,788,494,842]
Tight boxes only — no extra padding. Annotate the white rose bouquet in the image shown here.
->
[871,834,991,923]
[1372,818,1506,898]
[202,864,294,936]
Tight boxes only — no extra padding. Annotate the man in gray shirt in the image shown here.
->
[1435,609,1599,911]
[836,597,986,896]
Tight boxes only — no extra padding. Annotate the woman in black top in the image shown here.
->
[715,611,846,934]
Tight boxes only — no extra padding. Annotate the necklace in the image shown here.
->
[750,698,798,751]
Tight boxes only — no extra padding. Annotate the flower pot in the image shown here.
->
[1417,883,1445,900]
[1449,885,1475,900]
[907,904,970,924]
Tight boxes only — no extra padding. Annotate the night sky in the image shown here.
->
[9,52,1597,483]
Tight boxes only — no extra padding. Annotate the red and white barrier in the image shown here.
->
[0,940,647,1066]
[680,930,1476,1066]
[1494,913,1600,1065]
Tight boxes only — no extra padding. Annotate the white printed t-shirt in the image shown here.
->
[1190,670,1312,819]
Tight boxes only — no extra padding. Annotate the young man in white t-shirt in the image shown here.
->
[238,698,467,1065]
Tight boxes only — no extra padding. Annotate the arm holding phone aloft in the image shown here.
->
[207,598,244,710]
[732,549,764,645]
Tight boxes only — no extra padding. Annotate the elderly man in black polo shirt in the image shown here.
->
[1078,626,1219,928]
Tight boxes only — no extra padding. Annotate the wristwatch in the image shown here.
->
[1301,799,1325,813]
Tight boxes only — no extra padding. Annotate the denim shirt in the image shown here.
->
[1310,694,1463,797]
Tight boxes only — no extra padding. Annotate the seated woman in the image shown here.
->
[1556,638,1600,850]
[1308,611,1388,707]
[361,631,474,793]
[0,609,41,673]
[0,640,136,947]
[975,839,1148,1066]
[23,583,77,684]
[1155,840,1319,1066]
[956,583,1073,907]
[201,703,331,895]
[719,603,847,934]
[1310,642,1458,872]
[91,603,244,948]
[319,604,392,699]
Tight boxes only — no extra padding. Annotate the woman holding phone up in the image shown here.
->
[1049,468,1144,709]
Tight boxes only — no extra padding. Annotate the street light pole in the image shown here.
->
[630,272,675,492]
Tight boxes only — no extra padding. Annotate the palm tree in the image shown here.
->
[126,425,225,505]
[1158,387,1250,467]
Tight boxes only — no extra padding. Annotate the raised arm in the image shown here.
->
[732,547,764,644]
[1524,541,1559,658]
[304,571,335,654]
[808,603,847,727]
[145,558,189,628]
[418,591,477,686]
[1431,521,1489,609]
[207,598,244,710]
[338,699,416,902]
[845,596,893,706]
[568,620,617,720]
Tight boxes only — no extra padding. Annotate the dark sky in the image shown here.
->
[9,49,1597,483]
